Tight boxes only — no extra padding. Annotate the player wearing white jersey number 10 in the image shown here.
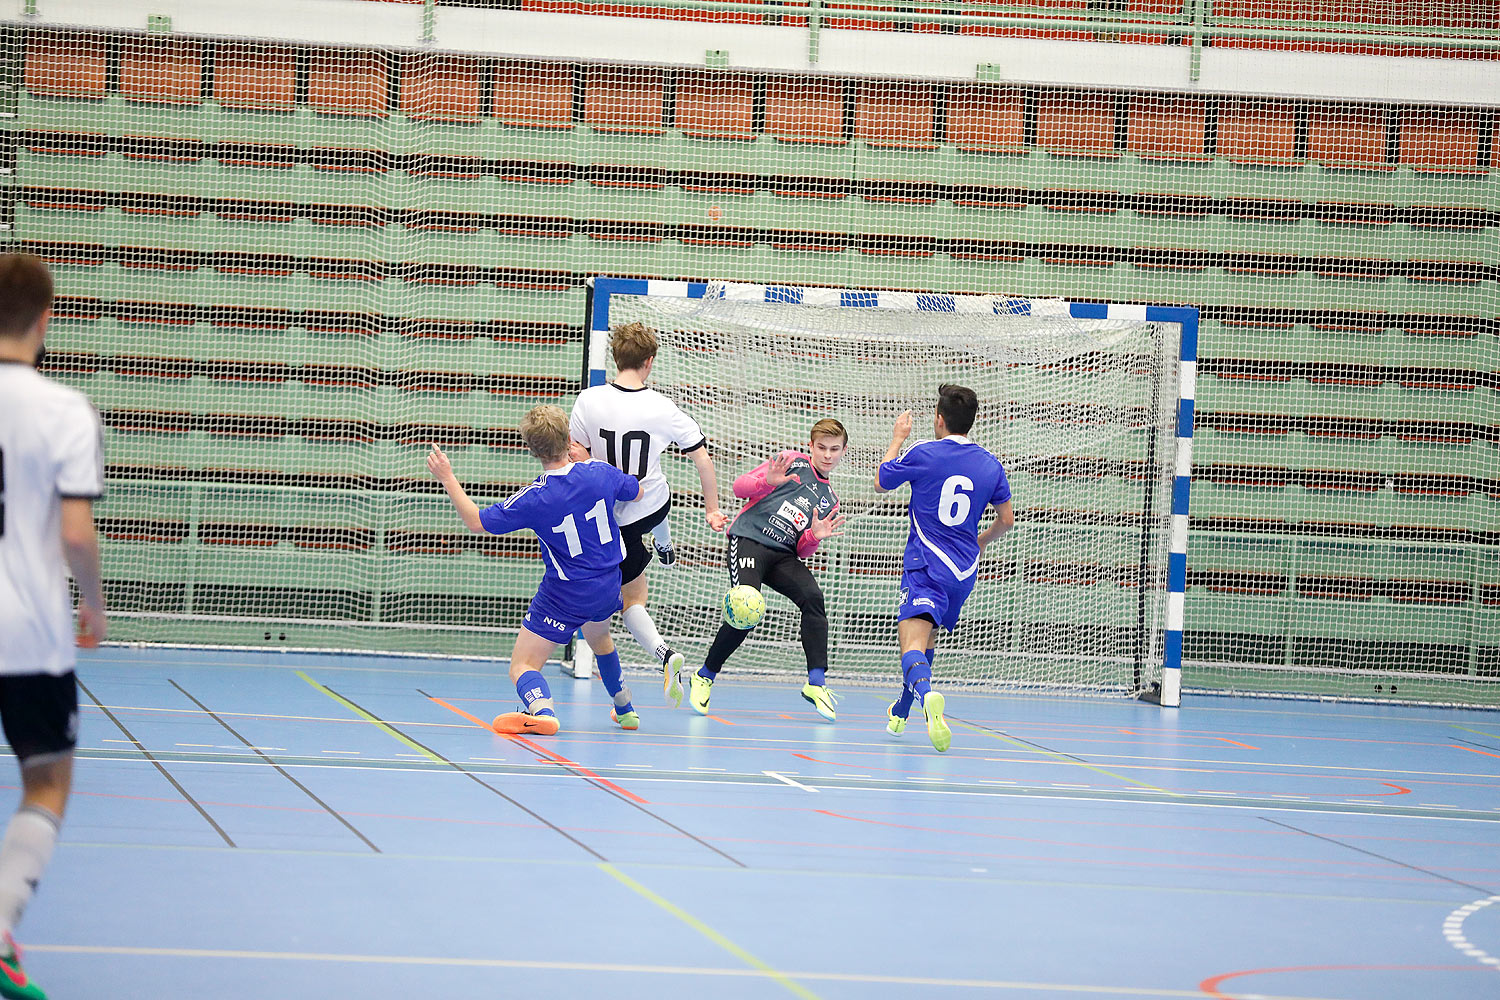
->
[0,253,107,1000]
[569,321,728,707]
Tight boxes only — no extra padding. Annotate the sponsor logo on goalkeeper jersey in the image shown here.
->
[776,500,809,531]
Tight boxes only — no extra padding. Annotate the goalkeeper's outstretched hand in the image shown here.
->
[765,452,794,487]
[809,508,845,540]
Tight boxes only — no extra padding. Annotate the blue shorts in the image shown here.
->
[897,568,974,632]
[521,573,623,644]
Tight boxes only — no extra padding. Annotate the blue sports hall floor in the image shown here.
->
[8,646,1500,999]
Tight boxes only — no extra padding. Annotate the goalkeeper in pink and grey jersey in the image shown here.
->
[689,419,848,722]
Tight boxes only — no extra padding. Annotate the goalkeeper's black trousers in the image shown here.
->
[703,535,828,675]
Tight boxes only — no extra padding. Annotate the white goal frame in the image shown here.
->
[576,277,1199,707]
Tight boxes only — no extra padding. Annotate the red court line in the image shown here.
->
[1200,963,1487,999]
[707,715,737,725]
[1452,744,1500,758]
[1213,737,1259,749]
[426,695,492,731]
[425,695,651,805]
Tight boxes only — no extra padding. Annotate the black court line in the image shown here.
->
[77,678,236,848]
[1454,736,1500,755]
[322,684,606,862]
[418,689,748,870]
[948,714,1089,762]
[1261,816,1499,896]
[169,680,380,854]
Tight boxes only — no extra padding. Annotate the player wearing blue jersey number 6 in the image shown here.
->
[875,386,1014,752]
[429,405,645,735]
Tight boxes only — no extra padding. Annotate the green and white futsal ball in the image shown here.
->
[723,585,766,630]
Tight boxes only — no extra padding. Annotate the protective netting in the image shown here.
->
[604,290,1179,692]
[2,20,1495,702]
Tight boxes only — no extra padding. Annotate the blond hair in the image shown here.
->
[809,418,848,446]
[520,404,570,462]
[610,321,658,372]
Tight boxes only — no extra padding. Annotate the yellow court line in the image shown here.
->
[952,721,1184,797]
[295,671,444,764]
[598,863,823,1000]
[23,944,1343,998]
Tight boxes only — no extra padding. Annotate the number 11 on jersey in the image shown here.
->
[551,497,613,556]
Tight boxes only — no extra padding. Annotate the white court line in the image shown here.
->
[72,701,1500,780]
[1443,894,1500,970]
[22,944,1257,996]
[56,752,1500,825]
[764,771,817,793]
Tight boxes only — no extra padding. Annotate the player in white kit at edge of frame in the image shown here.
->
[0,252,108,1000]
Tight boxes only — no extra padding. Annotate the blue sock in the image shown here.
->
[902,650,932,702]
[892,684,915,718]
[807,667,826,686]
[926,648,937,667]
[596,650,634,715]
[596,650,624,697]
[697,665,717,681]
[516,670,555,717]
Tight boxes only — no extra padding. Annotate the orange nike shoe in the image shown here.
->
[491,711,560,736]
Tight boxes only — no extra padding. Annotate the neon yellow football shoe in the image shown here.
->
[662,648,685,708]
[886,701,908,736]
[611,708,640,731]
[923,691,951,752]
[800,683,839,722]
[689,672,713,716]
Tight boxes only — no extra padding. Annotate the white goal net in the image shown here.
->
[594,281,1187,697]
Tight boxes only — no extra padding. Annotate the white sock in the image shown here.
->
[622,604,670,662]
[0,806,60,937]
[650,521,673,547]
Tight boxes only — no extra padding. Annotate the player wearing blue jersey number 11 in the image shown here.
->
[875,385,1014,752]
[429,405,644,735]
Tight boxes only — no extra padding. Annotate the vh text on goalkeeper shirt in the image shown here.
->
[878,436,1011,585]
[729,451,838,557]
